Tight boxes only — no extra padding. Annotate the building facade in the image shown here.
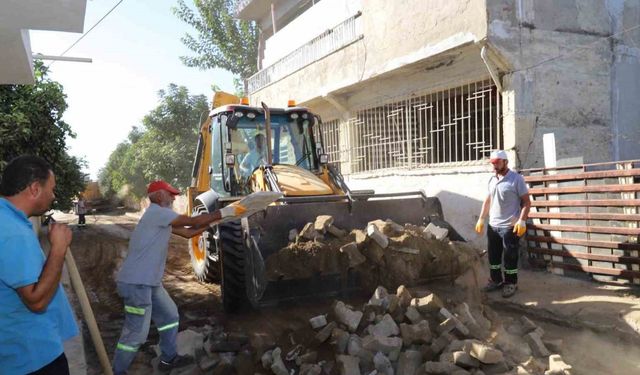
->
[238,0,640,243]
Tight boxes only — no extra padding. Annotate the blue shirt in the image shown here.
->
[117,203,179,286]
[488,170,529,228]
[0,198,79,374]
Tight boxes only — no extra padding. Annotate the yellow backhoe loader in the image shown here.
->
[187,92,463,312]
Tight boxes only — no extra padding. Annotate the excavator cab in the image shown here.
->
[188,93,462,312]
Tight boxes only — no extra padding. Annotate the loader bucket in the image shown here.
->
[240,192,464,307]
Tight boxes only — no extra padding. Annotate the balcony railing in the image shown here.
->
[247,12,362,93]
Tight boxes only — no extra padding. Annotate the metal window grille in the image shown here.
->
[317,79,502,174]
[314,119,341,168]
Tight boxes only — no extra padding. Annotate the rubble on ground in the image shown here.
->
[265,217,480,291]
[157,285,573,375]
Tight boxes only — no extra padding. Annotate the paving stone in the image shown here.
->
[300,222,319,240]
[336,354,361,375]
[520,316,538,334]
[430,333,454,354]
[524,332,550,357]
[451,370,471,375]
[260,350,273,369]
[315,321,337,343]
[270,348,288,375]
[331,328,350,354]
[439,308,470,336]
[288,228,298,242]
[310,315,328,329]
[543,339,563,353]
[367,223,389,248]
[373,351,394,375]
[397,350,423,375]
[368,314,399,337]
[424,361,462,374]
[387,294,400,313]
[396,285,413,308]
[425,222,449,240]
[176,330,205,357]
[464,340,504,364]
[295,351,318,366]
[347,334,364,356]
[400,320,432,345]
[545,354,572,375]
[362,335,403,356]
[327,224,348,238]
[335,301,363,332]
[480,361,510,375]
[453,351,480,369]
[300,363,323,375]
[353,229,368,247]
[437,318,457,335]
[412,294,444,314]
[516,365,532,375]
[314,215,334,232]
[405,306,424,324]
[339,242,367,268]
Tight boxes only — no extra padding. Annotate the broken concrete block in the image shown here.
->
[395,350,421,375]
[543,339,563,353]
[368,314,399,337]
[288,229,298,242]
[327,224,347,238]
[347,334,364,356]
[396,285,413,308]
[531,326,545,338]
[524,332,550,357]
[453,351,480,369]
[425,222,449,240]
[400,320,432,346]
[440,308,470,336]
[352,229,368,246]
[260,350,273,369]
[362,335,403,358]
[176,330,204,358]
[520,316,538,334]
[363,242,386,264]
[437,318,457,335]
[430,333,454,354]
[446,340,466,353]
[387,294,399,313]
[339,242,367,267]
[300,363,323,375]
[367,223,389,248]
[270,348,288,375]
[335,301,364,332]
[405,306,424,324]
[545,354,572,375]
[295,351,318,366]
[516,365,532,375]
[309,314,328,330]
[315,321,337,344]
[301,222,319,240]
[480,361,510,375]
[424,361,461,374]
[336,354,360,375]
[412,294,444,314]
[465,340,504,364]
[314,215,334,232]
[331,328,350,354]
[373,351,394,375]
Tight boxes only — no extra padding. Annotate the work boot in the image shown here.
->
[158,355,193,372]
[502,283,517,298]
[482,279,503,293]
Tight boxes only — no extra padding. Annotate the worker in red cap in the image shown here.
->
[112,180,245,374]
[474,150,531,298]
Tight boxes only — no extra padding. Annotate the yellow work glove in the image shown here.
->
[513,219,527,237]
[220,202,247,218]
[475,218,485,234]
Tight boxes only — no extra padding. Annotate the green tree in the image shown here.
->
[173,0,259,94]
[99,84,209,198]
[0,61,86,210]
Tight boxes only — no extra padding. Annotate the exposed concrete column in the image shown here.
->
[323,94,354,174]
[500,71,538,169]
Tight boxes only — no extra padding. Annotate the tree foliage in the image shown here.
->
[0,61,86,210]
[173,0,259,94]
[99,84,209,198]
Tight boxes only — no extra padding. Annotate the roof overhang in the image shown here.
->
[0,0,87,84]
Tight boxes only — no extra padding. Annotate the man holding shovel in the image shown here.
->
[0,155,78,375]
[113,180,246,374]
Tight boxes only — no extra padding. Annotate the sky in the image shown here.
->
[30,0,235,179]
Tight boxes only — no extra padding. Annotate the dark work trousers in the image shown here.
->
[78,214,86,225]
[28,353,70,375]
[487,225,520,284]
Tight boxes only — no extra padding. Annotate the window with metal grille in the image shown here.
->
[317,79,502,174]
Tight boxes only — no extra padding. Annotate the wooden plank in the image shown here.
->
[528,247,640,264]
[528,184,640,195]
[550,262,640,279]
[524,168,640,183]
[531,199,640,207]
[526,235,640,250]
[530,223,640,235]
[528,212,640,221]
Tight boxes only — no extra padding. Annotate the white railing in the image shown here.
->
[247,12,362,93]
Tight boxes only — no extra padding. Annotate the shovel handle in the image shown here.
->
[65,248,114,375]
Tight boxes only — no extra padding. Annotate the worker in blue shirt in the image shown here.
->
[0,155,78,375]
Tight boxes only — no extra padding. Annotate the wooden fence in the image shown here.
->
[522,160,640,284]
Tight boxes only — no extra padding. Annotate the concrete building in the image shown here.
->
[0,0,87,84]
[238,0,640,243]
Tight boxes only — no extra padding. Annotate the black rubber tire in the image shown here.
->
[218,220,250,312]
[188,202,220,283]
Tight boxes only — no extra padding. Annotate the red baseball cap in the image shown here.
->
[147,180,180,195]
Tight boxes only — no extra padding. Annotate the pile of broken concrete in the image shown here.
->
[265,216,480,291]
[258,286,573,375]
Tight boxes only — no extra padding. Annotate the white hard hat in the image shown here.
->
[489,150,508,161]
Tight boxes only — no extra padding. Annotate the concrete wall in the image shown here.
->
[250,0,488,106]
